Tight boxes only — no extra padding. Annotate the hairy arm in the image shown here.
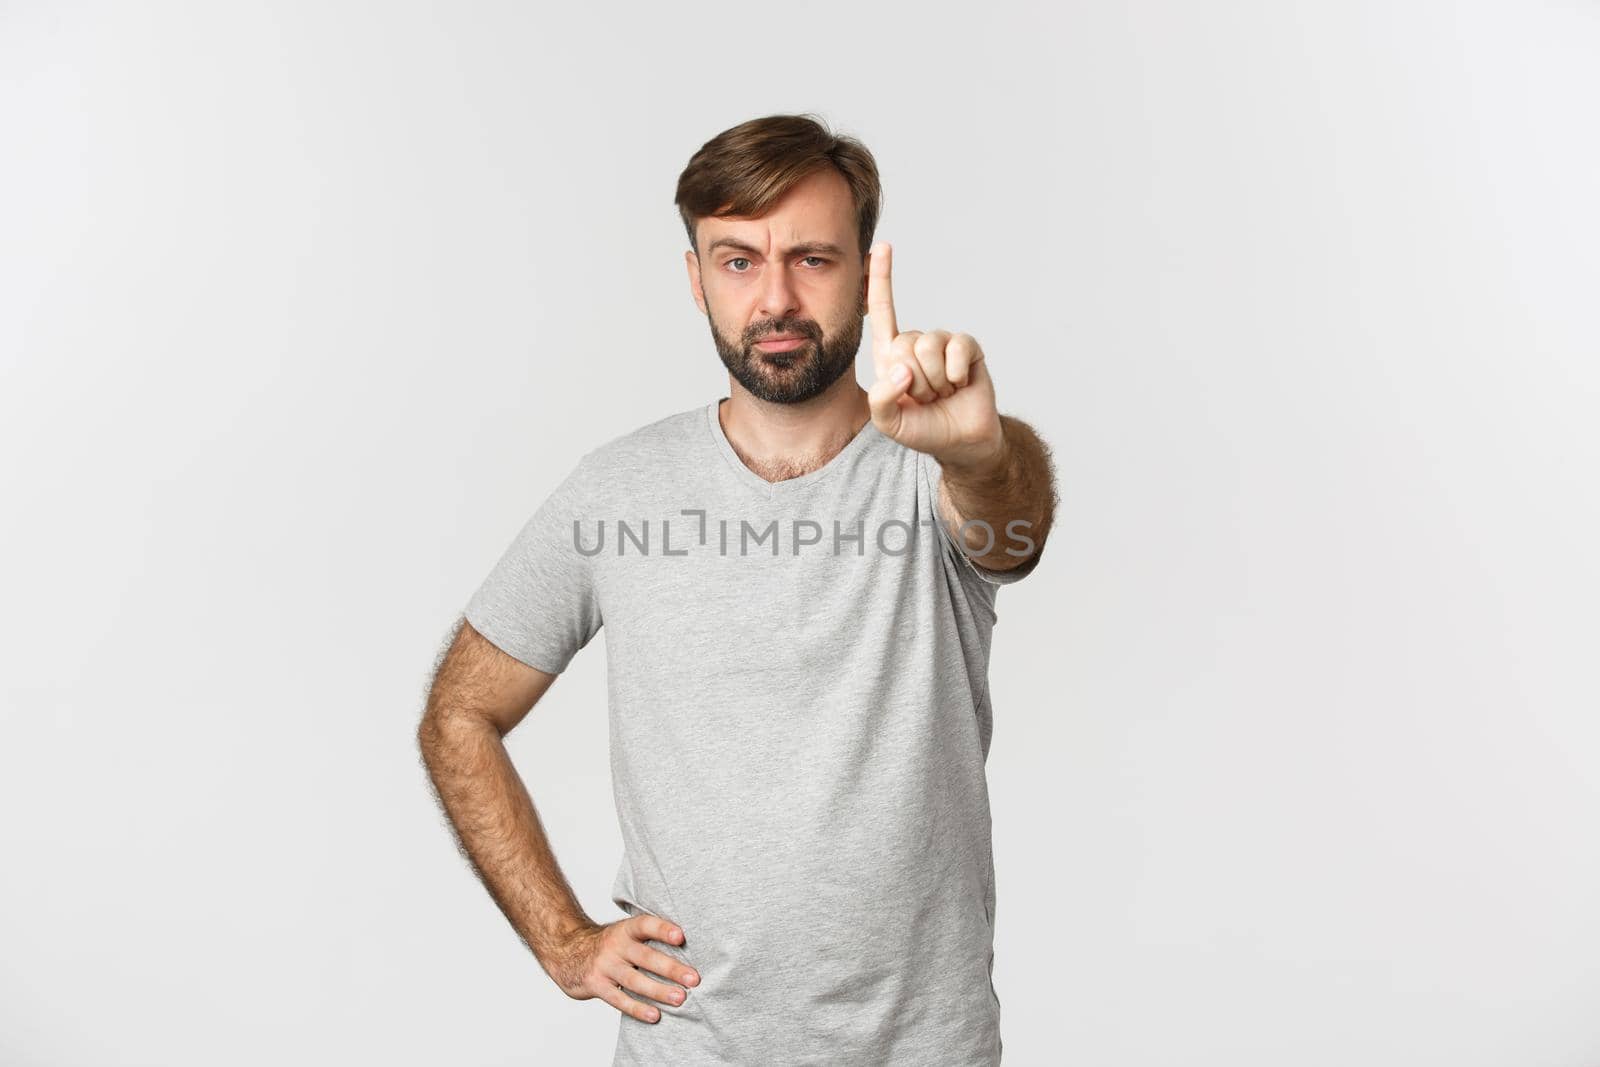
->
[417,620,593,967]
[937,413,1059,572]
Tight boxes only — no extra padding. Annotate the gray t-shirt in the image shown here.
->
[463,396,1040,1065]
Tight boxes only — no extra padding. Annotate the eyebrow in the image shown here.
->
[705,238,848,258]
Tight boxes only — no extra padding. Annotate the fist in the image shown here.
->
[864,241,1005,471]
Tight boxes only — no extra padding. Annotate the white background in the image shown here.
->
[3,2,1597,1064]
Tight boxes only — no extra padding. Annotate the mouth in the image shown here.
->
[754,335,809,352]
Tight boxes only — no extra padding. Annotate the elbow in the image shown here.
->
[416,699,468,765]
[417,698,500,762]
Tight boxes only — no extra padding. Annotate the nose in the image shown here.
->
[758,261,800,320]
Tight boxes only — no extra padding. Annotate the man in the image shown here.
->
[419,113,1057,1065]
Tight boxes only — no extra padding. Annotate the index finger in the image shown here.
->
[634,914,684,945]
[866,241,898,351]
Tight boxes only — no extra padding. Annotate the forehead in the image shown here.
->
[699,167,856,251]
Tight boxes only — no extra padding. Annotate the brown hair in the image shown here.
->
[674,113,883,259]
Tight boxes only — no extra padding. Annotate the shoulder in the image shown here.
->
[567,402,710,493]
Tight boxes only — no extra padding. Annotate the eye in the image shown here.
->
[727,257,751,272]
[801,256,827,267]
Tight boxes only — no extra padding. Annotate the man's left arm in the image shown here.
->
[936,413,1058,574]
[859,241,1058,576]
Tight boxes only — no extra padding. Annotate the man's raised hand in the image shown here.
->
[864,240,1007,472]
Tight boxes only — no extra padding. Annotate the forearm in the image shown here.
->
[418,711,593,962]
[938,414,1058,570]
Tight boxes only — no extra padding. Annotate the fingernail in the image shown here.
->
[683,972,698,986]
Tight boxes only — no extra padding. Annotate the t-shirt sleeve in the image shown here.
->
[919,450,1045,587]
[462,453,603,674]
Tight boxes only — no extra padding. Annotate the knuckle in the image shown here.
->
[652,950,684,975]
[605,987,639,1020]
[590,954,620,987]
[642,972,681,999]
[619,987,660,1022]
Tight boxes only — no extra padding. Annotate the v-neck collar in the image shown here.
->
[704,397,882,499]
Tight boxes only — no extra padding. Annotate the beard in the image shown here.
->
[706,299,864,405]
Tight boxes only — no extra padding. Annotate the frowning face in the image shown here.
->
[686,167,868,404]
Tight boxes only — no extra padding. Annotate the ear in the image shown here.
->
[859,251,872,313]
[685,249,707,315]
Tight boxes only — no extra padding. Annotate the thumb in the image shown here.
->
[868,363,913,436]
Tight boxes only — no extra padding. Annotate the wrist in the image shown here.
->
[938,426,1011,483]
[532,911,598,960]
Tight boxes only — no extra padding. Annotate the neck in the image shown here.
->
[718,376,871,483]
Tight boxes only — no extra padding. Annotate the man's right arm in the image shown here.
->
[416,619,700,1024]
[416,619,591,965]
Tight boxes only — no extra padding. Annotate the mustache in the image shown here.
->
[745,322,820,344]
